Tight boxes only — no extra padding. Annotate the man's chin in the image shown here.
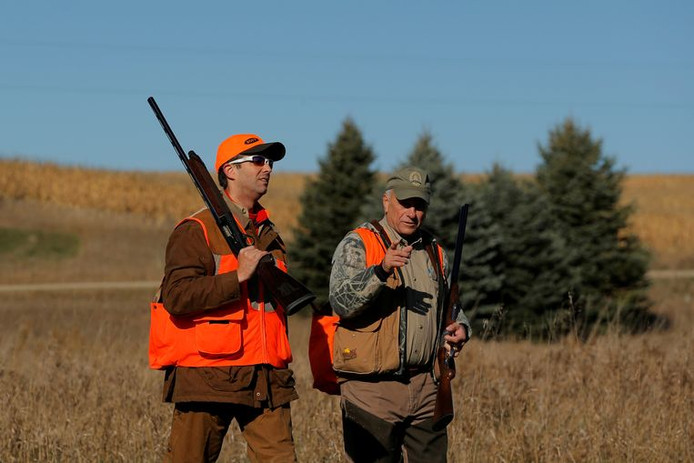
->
[398,224,418,236]
[253,186,268,198]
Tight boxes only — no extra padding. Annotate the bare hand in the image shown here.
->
[236,246,270,283]
[443,322,468,357]
[381,242,413,274]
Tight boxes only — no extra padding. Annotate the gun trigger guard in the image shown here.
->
[244,234,256,246]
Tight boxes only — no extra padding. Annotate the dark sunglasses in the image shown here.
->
[229,155,273,168]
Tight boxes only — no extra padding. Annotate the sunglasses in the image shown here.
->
[228,155,273,168]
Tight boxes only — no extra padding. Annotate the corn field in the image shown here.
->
[1,159,692,268]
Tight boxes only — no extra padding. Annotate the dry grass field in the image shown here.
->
[1,283,691,462]
[1,159,693,462]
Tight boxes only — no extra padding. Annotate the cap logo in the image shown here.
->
[244,137,259,145]
[409,171,423,186]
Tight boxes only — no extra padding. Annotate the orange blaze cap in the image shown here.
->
[215,134,286,172]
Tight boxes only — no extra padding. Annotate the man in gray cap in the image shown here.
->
[329,166,471,462]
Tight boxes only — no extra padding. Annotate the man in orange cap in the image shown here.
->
[155,134,297,462]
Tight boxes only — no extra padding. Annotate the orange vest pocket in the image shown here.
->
[194,320,243,357]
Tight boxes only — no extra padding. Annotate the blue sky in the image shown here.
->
[1,1,692,174]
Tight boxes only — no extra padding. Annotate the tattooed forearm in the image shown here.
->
[329,232,385,319]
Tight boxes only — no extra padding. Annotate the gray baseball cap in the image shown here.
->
[385,166,431,204]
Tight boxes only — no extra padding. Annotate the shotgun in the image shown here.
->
[432,204,469,431]
[147,96,315,315]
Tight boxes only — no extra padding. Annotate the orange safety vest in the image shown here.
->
[149,212,292,370]
[309,224,445,394]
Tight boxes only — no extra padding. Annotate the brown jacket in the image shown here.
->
[159,202,298,408]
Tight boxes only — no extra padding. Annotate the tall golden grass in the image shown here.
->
[1,159,692,268]
[1,280,691,462]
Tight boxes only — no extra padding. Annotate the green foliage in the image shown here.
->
[402,131,468,250]
[535,118,655,336]
[461,166,573,339]
[457,119,659,340]
[0,227,79,259]
[290,118,376,304]
[291,117,659,338]
[457,182,505,325]
[360,131,466,250]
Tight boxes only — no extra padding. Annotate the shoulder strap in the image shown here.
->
[369,219,392,248]
[425,240,444,281]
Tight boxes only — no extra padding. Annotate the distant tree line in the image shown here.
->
[289,117,664,340]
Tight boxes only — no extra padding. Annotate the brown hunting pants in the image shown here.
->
[340,371,448,463]
[163,401,296,463]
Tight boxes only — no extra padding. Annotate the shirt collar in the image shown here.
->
[222,190,269,227]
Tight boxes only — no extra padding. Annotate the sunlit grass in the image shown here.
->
[0,280,691,462]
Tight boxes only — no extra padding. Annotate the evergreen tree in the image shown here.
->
[535,118,655,334]
[357,173,386,223]
[403,131,467,250]
[458,181,505,334]
[462,165,573,339]
[290,118,376,305]
[360,131,465,250]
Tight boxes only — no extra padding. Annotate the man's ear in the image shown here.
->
[382,192,389,214]
[222,163,237,181]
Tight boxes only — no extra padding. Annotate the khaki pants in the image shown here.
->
[163,402,296,463]
[340,372,448,463]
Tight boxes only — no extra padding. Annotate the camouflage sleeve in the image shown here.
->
[329,231,386,320]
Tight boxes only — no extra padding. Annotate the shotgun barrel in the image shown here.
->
[147,96,315,315]
[432,204,469,431]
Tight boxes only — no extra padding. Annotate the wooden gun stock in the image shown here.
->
[147,96,315,315]
[432,204,469,431]
[432,285,460,431]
